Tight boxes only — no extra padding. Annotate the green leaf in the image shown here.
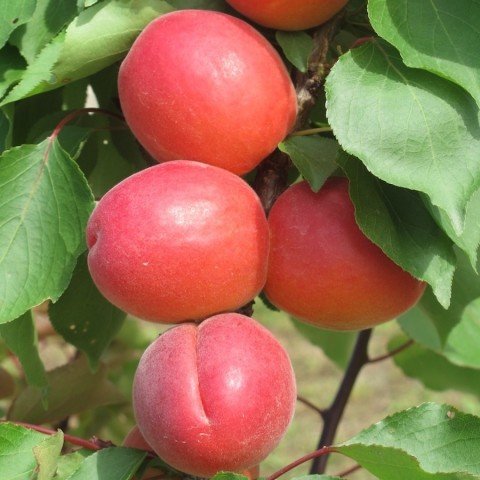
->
[50,253,126,370]
[0,311,47,389]
[325,40,480,235]
[390,335,480,397]
[291,318,355,369]
[10,0,77,64]
[167,0,227,9]
[212,474,248,480]
[54,452,89,480]
[0,139,94,324]
[276,31,313,73]
[34,430,64,480]
[0,32,65,106]
[369,0,480,109]
[65,447,146,480]
[0,0,36,49]
[425,190,480,270]
[0,422,50,480]
[279,136,338,192]
[337,403,480,478]
[8,356,125,423]
[35,0,175,95]
[399,251,480,368]
[0,44,26,100]
[339,153,455,307]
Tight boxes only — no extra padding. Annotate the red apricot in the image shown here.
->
[123,426,260,479]
[226,0,348,31]
[86,161,269,323]
[118,9,297,175]
[265,178,426,330]
[133,313,296,477]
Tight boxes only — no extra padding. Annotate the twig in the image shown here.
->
[297,395,326,419]
[368,339,413,364]
[291,127,332,137]
[253,149,291,213]
[294,10,347,129]
[9,421,103,451]
[309,329,372,474]
[335,463,362,477]
[267,446,335,480]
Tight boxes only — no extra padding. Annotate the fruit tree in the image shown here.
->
[1,1,480,480]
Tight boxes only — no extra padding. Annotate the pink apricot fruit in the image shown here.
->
[118,9,297,175]
[265,178,426,330]
[87,161,269,323]
[133,313,296,477]
[226,0,348,31]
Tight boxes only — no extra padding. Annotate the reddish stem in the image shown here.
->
[8,421,102,451]
[44,108,125,161]
[297,395,326,418]
[50,108,124,140]
[267,447,335,480]
[351,36,373,49]
[335,463,362,477]
[368,340,413,364]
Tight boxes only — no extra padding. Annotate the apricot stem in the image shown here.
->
[291,127,332,137]
[309,329,372,474]
[267,446,335,480]
[368,339,414,364]
[297,395,326,419]
[335,463,362,477]
[7,421,103,451]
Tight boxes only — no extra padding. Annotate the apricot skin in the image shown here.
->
[123,426,260,479]
[265,178,426,331]
[226,0,348,31]
[118,10,297,175]
[133,313,296,477]
[86,161,269,323]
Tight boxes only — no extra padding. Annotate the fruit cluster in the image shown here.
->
[86,5,425,478]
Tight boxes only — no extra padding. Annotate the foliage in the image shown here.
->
[0,0,479,479]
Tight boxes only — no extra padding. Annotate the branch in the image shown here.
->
[368,339,413,364]
[253,149,291,213]
[309,329,372,474]
[297,395,326,419]
[9,422,104,451]
[253,9,346,212]
[267,446,335,480]
[294,10,346,130]
[335,463,362,477]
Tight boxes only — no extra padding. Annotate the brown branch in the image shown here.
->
[309,329,372,474]
[368,339,414,364]
[297,395,326,419]
[267,446,335,480]
[335,463,362,477]
[294,9,347,130]
[253,149,291,213]
[9,422,103,451]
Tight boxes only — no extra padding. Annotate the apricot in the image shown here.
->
[123,426,260,479]
[86,161,269,323]
[265,178,426,330]
[118,9,297,175]
[133,313,296,477]
[226,0,348,31]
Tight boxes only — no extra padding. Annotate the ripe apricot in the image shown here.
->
[133,313,296,477]
[265,178,426,330]
[87,161,269,323]
[226,0,348,31]
[118,10,296,175]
